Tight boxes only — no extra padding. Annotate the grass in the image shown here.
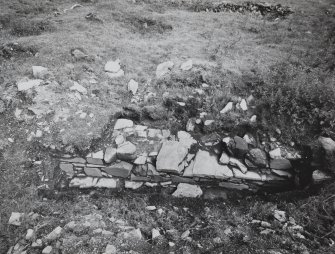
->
[0,0,335,253]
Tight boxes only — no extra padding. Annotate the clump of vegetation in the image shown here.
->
[251,63,335,142]
[10,18,54,36]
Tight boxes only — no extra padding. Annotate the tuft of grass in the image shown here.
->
[10,18,54,37]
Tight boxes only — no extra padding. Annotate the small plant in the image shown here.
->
[10,18,54,37]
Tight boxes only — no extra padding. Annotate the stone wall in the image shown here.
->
[54,118,307,197]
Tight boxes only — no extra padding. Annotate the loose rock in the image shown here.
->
[172,183,203,198]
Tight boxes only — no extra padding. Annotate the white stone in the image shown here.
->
[269,148,282,159]
[79,112,87,119]
[114,119,134,130]
[250,115,257,122]
[152,228,161,239]
[146,206,157,211]
[180,60,193,71]
[42,246,53,254]
[219,152,229,165]
[134,155,147,165]
[105,59,121,73]
[32,66,48,79]
[220,102,233,114]
[45,226,62,241]
[177,131,197,149]
[106,69,124,78]
[125,181,143,190]
[192,150,233,178]
[91,150,104,159]
[17,79,43,91]
[204,120,215,126]
[128,79,138,95]
[25,229,34,240]
[104,244,117,254]
[8,212,24,226]
[272,169,292,178]
[169,242,175,247]
[32,239,42,247]
[274,210,287,223]
[229,158,248,174]
[172,183,203,198]
[156,61,174,78]
[70,81,87,95]
[240,99,248,111]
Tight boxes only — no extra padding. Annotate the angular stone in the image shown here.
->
[128,79,138,95]
[45,226,62,241]
[247,148,268,167]
[104,161,133,178]
[233,136,249,157]
[270,159,292,170]
[318,137,335,173]
[180,59,193,71]
[147,163,160,176]
[84,167,102,177]
[219,152,229,165]
[125,181,143,190]
[70,177,98,188]
[105,59,121,73]
[220,102,233,114]
[312,170,331,182]
[104,147,117,164]
[17,78,43,91]
[42,246,53,254]
[192,150,233,179]
[87,158,104,165]
[114,119,134,130]
[218,182,249,190]
[229,158,248,174]
[59,163,74,177]
[117,141,137,160]
[269,148,282,159]
[134,155,147,165]
[92,150,104,159]
[232,168,262,181]
[32,66,49,79]
[147,128,162,139]
[271,169,293,178]
[240,99,248,111]
[8,212,24,226]
[172,183,203,198]
[106,69,124,78]
[182,159,195,177]
[60,157,86,164]
[177,131,197,149]
[156,141,188,174]
[70,81,87,95]
[156,61,174,78]
[95,178,119,188]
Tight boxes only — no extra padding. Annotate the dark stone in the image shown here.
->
[233,136,249,158]
[86,158,104,165]
[270,159,292,170]
[246,148,268,167]
[84,167,102,177]
[171,175,196,184]
[104,162,133,178]
[130,174,150,182]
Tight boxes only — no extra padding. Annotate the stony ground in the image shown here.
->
[1,0,335,253]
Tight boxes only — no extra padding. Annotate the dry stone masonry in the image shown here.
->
[56,118,305,197]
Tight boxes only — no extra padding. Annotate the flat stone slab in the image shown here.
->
[270,159,292,170]
[103,162,133,178]
[59,163,74,177]
[84,167,103,177]
[172,183,203,198]
[60,157,86,164]
[114,119,134,130]
[232,168,263,181]
[192,150,233,179]
[156,141,188,174]
[86,158,104,165]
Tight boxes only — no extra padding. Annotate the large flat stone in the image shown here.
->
[60,157,86,164]
[114,119,134,130]
[69,177,99,188]
[104,162,133,178]
[117,142,137,161]
[156,141,188,174]
[95,178,119,188]
[86,158,104,165]
[192,150,233,179]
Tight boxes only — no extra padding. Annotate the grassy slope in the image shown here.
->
[0,0,335,253]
